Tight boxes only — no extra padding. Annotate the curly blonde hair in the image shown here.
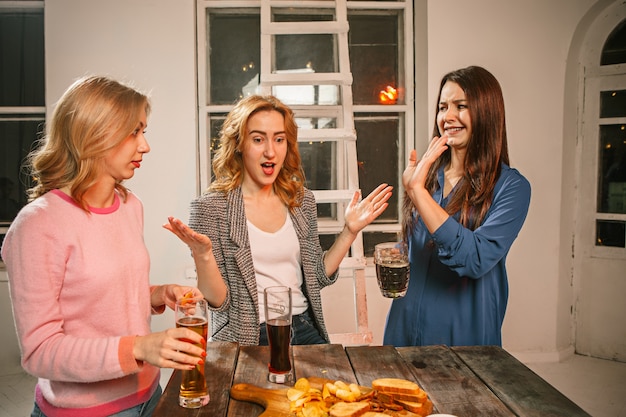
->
[27,76,150,212]
[210,95,305,210]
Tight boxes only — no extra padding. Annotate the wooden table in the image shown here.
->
[153,342,590,417]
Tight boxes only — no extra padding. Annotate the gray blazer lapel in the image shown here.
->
[227,188,259,309]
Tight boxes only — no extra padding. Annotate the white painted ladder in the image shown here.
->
[257,0,372,345]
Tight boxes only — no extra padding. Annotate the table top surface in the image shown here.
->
[153,343,590,417]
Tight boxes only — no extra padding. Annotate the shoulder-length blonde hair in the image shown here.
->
[210,95,305,209]
[403,66,509,238]
[27,75,150,212]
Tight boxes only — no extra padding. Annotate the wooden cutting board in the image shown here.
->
[229,383,292,416]
[229,376,333,416]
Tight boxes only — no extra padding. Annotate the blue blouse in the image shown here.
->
[383,164,531,347]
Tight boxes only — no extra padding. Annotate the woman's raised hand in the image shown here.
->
[402,135,449,195]
[344,183,393,234]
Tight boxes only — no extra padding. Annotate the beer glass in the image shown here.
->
[374,241,410,298]
[264,286,293,383]
[175,297,209,408]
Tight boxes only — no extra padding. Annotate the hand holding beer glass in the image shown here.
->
[264,286,293,384]
[175,297,210,408]
[374,241,410,298]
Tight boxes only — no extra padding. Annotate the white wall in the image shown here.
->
[44,0,200,334]
[0,0,613,375]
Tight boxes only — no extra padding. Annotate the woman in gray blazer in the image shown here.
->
[165,95,392,346]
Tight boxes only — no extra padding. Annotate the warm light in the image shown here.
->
[379,85,398,105]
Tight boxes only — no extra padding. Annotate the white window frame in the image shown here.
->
[195,0,414,258]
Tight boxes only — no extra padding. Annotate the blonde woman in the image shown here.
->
[2,76,204,417]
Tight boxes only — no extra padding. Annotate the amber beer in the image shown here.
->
[175,298,209,408]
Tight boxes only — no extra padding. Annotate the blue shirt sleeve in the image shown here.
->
[431,167,531,278]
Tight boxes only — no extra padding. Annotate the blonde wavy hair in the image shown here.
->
[27,76,150,212]
[210,95,305,210]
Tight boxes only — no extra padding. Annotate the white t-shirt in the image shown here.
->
[247,215,309,324]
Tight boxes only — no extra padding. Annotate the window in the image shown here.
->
[595,18,626,250]
[196,0,412,258]
[0,1,45,265]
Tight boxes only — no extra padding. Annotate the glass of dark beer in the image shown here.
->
[175,297,210,408]
[374,241,410,298]
[263,286,293,383]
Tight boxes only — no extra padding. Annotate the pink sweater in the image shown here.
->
[1,190,160,417]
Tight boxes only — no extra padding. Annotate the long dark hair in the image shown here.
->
[403,66,509,238]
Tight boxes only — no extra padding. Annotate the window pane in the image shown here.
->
[300,141,336,191]
[275,33,337,73]
[600,90,626,118]
[596,220,626,248]
[207,113,228,182]
[0,119,43,221]
[601,18,626,66]
[355,113,401,222]
[363,232,402,258]
[273,9,335,23]
[349,13,401,105]
[597,124,626,214]
[317,203,336,221]
[0,10,45,106]
[208,12,260,104]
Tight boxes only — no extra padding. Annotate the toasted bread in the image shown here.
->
[371,378,421,395]
[361,413,390,417]
[329,401,370,417]
[387,390,428,404]
[394,398,433,416]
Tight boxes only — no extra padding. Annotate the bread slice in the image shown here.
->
[394,398,433,416]
[362,413,391,417]
[371,378,421,395]
[388,389,429,404]
[329,401,370,417]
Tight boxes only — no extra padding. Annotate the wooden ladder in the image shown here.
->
[258,0,372,345]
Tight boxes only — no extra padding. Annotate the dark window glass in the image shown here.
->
[0,119,42,221]
[601,18,626,66]
[275,33,336,73]
[349,14,399,105]
[0,10,45,106]
[355,113,401,222]
[208,13,260,104]
[0,7,45,264]
[596,220,626,248]
[597,124,626,214]
[600,90,626,118]
[363,232,402,258]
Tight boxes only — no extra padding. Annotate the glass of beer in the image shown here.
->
[374,241,410,298]
[175,297,209,408]
[263,286,293,384]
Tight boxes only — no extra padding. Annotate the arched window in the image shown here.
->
[601,18,626,65]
